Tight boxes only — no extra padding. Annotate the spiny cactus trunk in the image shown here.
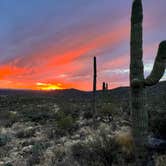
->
[93,56,97,120]
[130,0,166,165]
[130,1,148,165]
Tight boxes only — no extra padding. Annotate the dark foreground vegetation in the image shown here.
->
[0,81,166,166]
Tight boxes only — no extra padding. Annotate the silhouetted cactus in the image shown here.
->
[102,82,108,91]
[102,82,106,91]
[106,83,108,90]
[130,0,166,165]
[93,56,97,119]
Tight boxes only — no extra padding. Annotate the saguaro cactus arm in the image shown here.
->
[145,41,166,86]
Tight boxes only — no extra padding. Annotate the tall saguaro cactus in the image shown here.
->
[93,56,97,93]
[93,56,97,119]
[130,0,166,165]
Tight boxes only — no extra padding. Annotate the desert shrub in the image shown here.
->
[83,110,93,119]
[58,102,82,119]
[46,126,58,139]
[71,143,105,166]
[16,127,35,138]
[47,121,78,138]
[0,134,10,146]
[21,109,56,123]
[99,102,117,118]
[149,111,166,139]
[27,142,49,166]
[56,111,77,133]
[32,142,46,154]
[56,110,66,119]
[71,129,119,166]
[0,111,18,127]
[71,126,135,166]
[57,116,74,130]
[4,163,13,166]
[50,147,66,165]
[114,129,135,163]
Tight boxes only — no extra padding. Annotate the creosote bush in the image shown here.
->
[57,116,74,130]
[0,111,18,127]
[56,111,77,134]
[99,102,117,117]
[149,111,166,139]
[16,127,36,138]
[21,109,56,123]
[58,102,81,119]
[83,110,93,119]
[71,129,118,166]
[27,142,49,166]
[71,126,135,166]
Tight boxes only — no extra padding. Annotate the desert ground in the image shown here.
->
[0,81,166,166]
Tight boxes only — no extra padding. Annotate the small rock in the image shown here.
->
[71,134,80,140]
[22,145,33,154]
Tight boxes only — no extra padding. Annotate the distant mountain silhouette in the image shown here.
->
[0,81,165,101]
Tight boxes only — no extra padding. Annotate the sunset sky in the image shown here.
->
[0,0,166,91]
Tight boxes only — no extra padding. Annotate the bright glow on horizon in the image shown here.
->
[36,82,63,90]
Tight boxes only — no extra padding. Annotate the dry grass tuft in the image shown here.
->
[114,128,134,155]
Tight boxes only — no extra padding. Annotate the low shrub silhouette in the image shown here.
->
[55,111,77,135]
[71,129,118,166]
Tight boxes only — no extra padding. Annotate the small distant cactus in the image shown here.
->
[102,82,109,91]
[102,82,106,91]
[130,0,166,165]
[106,83,108,90]
[93,57,97,93]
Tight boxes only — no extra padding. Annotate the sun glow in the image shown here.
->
[36,82,63,90]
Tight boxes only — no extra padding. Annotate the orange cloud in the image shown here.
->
[0,65,27,79]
